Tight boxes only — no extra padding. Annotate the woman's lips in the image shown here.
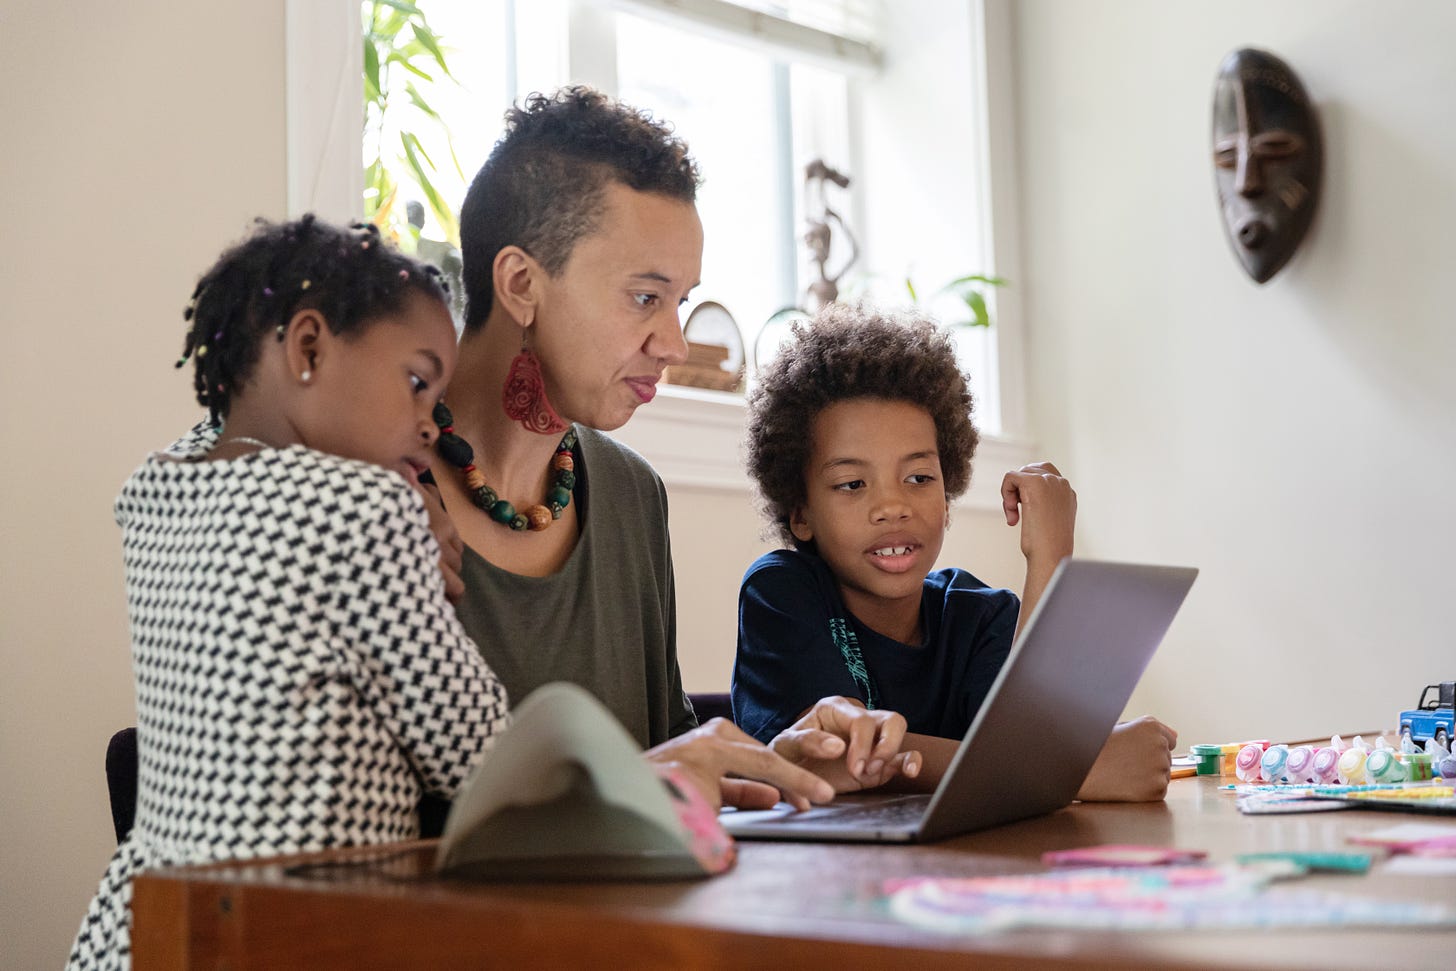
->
[626,377,658,404]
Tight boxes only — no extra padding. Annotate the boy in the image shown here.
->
[733,304,1175,800]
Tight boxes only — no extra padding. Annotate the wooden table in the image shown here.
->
[131,775,1456,970]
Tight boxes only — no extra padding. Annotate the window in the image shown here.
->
[286,0,1029,503]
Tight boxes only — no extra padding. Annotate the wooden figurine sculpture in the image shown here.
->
[803,159,859,309]
[1212,48,1323,284]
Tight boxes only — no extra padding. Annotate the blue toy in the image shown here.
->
[1399,682,1455,748]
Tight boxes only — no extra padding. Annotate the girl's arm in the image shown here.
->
[340,481,511,797]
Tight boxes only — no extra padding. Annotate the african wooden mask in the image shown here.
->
[1212,48,1322,284]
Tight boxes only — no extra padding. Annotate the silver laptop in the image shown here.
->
[720,559,1198,843]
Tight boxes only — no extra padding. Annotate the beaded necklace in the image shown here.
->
[431,402,576,532]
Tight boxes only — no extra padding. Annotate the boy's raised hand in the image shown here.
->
[1000,461,1076,564]
[1075,715,1178,802]
[1003,462,1076,638]
[770,696,922,793]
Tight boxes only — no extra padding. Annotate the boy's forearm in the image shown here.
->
[1014,554,1066,641]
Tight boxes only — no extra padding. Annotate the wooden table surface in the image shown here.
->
[132,774,1456,970]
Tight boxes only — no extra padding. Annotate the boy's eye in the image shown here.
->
[908,473,936,485]
[832,479,866,492]
[410,373,429,394]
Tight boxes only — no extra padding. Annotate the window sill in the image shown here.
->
[611,384,1036,512]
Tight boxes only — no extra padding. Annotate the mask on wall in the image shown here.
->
[1212,48,1322,284]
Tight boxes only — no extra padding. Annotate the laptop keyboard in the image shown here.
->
[778,794,930,827]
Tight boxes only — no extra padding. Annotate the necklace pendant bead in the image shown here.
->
[547,486,571,510]
[510,513,529,531]
[551,453,574,473]
[489,499,517,524]
[473,486,498,510]
[525,505,552,531]
[464,468,487,491]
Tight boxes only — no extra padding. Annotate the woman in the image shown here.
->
[428,87,916,807]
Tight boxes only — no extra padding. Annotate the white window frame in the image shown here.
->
[283,0,1031,511]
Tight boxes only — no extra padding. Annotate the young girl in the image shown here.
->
[67,216,511,971]
[732,303,1176,801]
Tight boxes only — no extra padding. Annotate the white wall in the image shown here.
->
[13,0,1455,964]
[1009,0,1456,746]
[0,3,287,966]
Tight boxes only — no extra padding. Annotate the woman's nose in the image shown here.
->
[649,308,690,366]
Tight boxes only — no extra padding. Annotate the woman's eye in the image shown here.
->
[908,473,936,485]
[410,373,428,394]
[833,479,865,492]
[633,293,659,308]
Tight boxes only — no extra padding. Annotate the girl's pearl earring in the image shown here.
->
[300,369,312,383]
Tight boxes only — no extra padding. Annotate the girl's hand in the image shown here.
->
[1076,716,1178,802]
[770,696,922,793]
[1001,461,1076,568]
[645,719,836,812]
[415,479,465,604]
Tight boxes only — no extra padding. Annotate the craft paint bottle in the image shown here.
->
[1364,748,1408,785]
[1235,743,1265,783]
[1309,746,1341,784]
[1284,745,1316,784]
[1260,744,1291,783]
[1338,747,1369,785]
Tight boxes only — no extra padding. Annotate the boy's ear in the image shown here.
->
[282,309,328,383]
[493,245,543,331]
[789,506,814,544]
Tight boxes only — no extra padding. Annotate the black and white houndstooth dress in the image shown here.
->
[67,443,511,970]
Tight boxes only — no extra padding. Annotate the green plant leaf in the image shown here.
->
[963,289,989,328]
[374,0,424,17]
[411,22,457,81]
[363,36,381,101]
[401,131,437,173]
[389,54,435,83]
[404,81,441,121]
[944,273,1008,289]
[905,277,918,302]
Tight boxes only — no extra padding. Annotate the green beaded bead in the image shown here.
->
[489,499,517,524]
[474,486,497,510]
[547,486,571,509]
[510,514,528,530]
[556,470,576,491]
[549,503,563,520]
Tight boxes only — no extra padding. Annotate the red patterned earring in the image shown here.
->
[502,330,568,435]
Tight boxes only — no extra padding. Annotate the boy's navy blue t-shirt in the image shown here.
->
[732,548,1021,744]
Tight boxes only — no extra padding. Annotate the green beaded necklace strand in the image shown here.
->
[432,402,577,531]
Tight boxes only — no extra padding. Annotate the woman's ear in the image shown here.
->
[493,245,542,332]
[282,309,328,384]
[789,507,814,544]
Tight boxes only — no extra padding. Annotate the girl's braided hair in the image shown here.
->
[178,215,450,422]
